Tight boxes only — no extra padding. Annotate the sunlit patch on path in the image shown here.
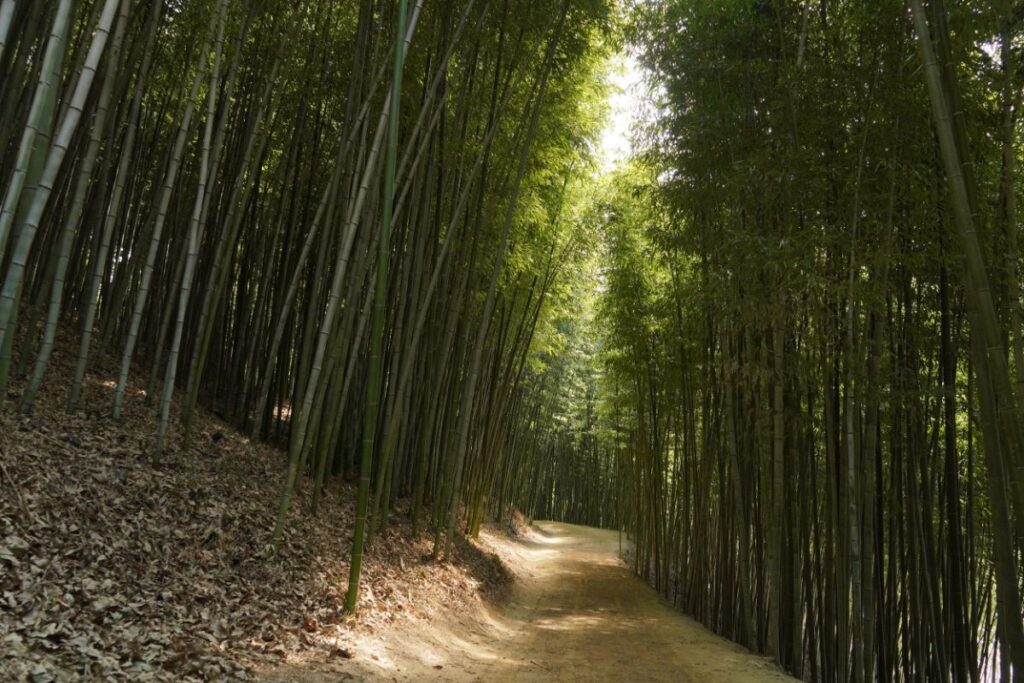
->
[265,523,797,682]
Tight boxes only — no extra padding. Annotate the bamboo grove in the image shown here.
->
[0,0,612,611]
[514,0,1024,681]
[7,0,1024,681]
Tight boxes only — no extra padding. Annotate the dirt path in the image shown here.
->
[265,522,796,682]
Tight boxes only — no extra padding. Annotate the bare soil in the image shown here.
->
[264,522,797,682]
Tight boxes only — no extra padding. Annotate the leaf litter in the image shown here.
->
[0,343,511,681]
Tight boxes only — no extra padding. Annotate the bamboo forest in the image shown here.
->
[0,0,1023,680]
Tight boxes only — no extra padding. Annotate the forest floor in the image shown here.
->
[0,345,510,681]
[265,522,798,683]
[1,344,793,683]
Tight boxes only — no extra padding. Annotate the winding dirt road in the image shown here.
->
[267,522,797,682]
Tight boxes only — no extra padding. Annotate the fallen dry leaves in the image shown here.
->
[0,344,511,681]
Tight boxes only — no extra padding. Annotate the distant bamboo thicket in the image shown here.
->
[0,0,611,610]
[519,0,1024,681]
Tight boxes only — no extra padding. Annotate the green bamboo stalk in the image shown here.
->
[154,0,228,459]
[0,0,119,394]
[443,2,568,557]
[345,0,409,613]
[0,0,14,61]
[111,6,218,420]
[267,0,426,552]
[910,0,1024,669]
[0,0,72,268]
[250,2,425,441]
[67,0,164,410]
[181,49,283,445]
[21,0,131,413]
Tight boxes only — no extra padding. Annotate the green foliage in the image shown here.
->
[527,0,1024,679]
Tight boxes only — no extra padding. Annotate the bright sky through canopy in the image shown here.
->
[597,52,643,172]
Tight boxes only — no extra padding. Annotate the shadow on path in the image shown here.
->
[264,522,798,682]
